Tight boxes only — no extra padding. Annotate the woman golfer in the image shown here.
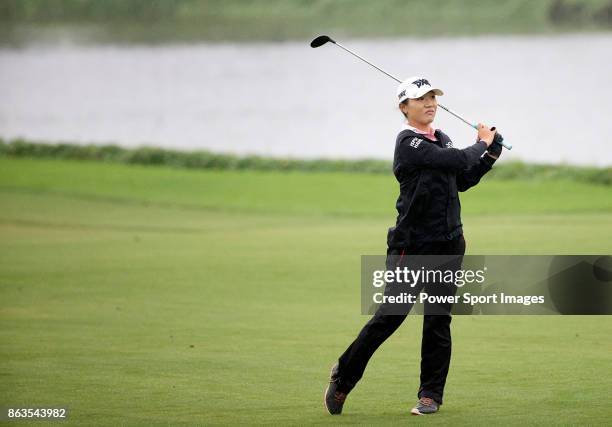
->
[324,76,502,416]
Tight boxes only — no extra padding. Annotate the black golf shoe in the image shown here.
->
[324,364,348,415]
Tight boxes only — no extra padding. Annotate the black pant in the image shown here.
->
[336,236,466,405]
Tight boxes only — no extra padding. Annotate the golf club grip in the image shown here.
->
[472,124,512,150]
[491,127,512,150]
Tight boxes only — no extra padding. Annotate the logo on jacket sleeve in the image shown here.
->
[445,140,453,148]
[410,137,422,148]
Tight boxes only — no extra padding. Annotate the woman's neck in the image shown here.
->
[407,120,432,133]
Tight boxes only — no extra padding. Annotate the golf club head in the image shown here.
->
[310,35,335,48]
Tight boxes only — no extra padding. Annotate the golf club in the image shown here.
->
[310,35,512,150]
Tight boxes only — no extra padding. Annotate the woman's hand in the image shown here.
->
[477,123,496,146]
[487,133,504,159]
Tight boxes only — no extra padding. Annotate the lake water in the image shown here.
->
[1,34,611,166]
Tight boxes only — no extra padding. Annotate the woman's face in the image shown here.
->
[400,91,438,126]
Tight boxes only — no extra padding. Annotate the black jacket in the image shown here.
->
[387,128,495,248]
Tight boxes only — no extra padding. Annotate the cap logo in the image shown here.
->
[398,90,406,99]
[412,79,430,88]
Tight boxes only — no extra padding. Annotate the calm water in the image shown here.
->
[1,34,611,165]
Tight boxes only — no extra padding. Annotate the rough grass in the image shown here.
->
[1,157,611,425]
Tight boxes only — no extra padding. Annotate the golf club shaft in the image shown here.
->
[437,104,477,129]
[328,39,512,150]
[334,41,401,83]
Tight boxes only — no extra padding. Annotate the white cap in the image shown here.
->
[397,76,444,104]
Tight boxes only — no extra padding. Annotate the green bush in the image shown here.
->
[0,138,609,185]
[2,0,611,43]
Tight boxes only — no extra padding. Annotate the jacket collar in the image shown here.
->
[401,122,438,141]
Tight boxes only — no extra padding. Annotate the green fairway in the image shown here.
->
[1,157,611,425]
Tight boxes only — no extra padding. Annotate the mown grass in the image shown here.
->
[0,157,611,425]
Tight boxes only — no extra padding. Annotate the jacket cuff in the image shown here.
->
[482,153,497,167]
[476,140,489,153]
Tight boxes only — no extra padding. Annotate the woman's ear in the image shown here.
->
[399,100,409,118]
